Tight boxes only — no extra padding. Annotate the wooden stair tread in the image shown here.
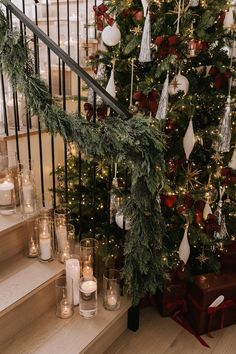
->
[0,211,24,234]
[1,295,130,354]
[0,258,64,317]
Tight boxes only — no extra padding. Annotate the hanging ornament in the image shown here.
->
[141,0,148,16]
[139,11,151,63]
[179,222,190,264]
[223,8,235,30]
[229,146,236,169]
[102,23,121,47]
[129,58,135,111]
[176,0,182,35]
[203,201,212,220]
[214,186,227,240]
[106,68,116,98]
[189,0,199,6]
[115,212,131,230]
[87,62,105,106]
[216,96,232,153]
[183,118,195,161]
[196,252,209,264]
[168,72,189,96]
[155,72,169,121]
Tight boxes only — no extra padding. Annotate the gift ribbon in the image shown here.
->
[93,4,115,31]
[207,299,235,337]
[165,297,210,348]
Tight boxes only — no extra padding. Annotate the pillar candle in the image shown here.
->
[0,181,14,205]
[39,232,51,260]
[22,181,34,213]
[65,258,80,305]
[56,224,67,251]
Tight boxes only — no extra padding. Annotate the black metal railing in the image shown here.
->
[0,0,130,239]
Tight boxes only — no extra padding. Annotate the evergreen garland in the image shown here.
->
[0,8,166,304]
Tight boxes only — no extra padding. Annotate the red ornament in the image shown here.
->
[168,35,179,46]
[162,195,178,208]
[133,10,143,22]
[154,36,164,46]
[133,90,143,101]
[195,210,203,224]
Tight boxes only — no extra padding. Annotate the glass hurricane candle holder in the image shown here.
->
[103,269,121,311]
[25,218,38,258]
[18,169,37,215]
[37,216,54,262]
[79,238,99,280]
[0,173,16,215]
[54,207,71,254]
[55,222,75,263]
[79,275,97,319]
[55,275,74,319]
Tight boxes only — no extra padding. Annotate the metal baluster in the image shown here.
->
[67,0,70,57]
[56,0,62,96]
[0,68,9,136]
[62,61,68,205]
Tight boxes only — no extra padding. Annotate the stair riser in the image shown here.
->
[0,223,26,262]
[0,282,55,346]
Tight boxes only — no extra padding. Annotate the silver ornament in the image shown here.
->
[216,96,232,153]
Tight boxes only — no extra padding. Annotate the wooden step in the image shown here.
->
[1,294,130,354]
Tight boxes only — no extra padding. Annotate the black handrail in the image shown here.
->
[2,0,132,119]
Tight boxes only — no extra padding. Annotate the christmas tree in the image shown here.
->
[89,0,236,277]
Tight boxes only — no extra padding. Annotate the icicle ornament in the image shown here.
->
[223,7,235,30]
[106,69,116,98]
[155,72,169,121]
[110,163,119,223]
[229,146,236,169]
[217,96,232,153]
[214,186,227,240]
[179,222,190,264]
[141,0,148,17]
[203,201,212,220]
[139,11,151,63]
[183,118,195,161]
[88,63,105,106]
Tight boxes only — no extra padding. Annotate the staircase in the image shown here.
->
[0,213,130,353]
[0,0,133,352]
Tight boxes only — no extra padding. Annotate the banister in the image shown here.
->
[2,0,132,119]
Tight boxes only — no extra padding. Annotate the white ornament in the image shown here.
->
[168,73,189,96]
[115,212,131,230]
[229,146,236,169]
[203,201,212,220]
[209,295,224,308]
[183,118,195,161]
[141,0,148,16]
[102,24,121,47]
[223,8,235,30]
[189,0,199,6]
[139,11,151,63]
[155,72,169,121]
[106,69,116,98]
[179,222,190,264]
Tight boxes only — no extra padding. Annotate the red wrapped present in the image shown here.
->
[187,273,236,334]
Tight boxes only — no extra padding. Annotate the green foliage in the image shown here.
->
[0,7,166,305]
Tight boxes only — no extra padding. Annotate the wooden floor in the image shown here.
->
[105,307,236,354]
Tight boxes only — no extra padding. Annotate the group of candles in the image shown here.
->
[0,162,36,216]
[57,253,120,320]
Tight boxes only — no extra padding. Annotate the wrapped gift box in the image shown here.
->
[187,272,236,334]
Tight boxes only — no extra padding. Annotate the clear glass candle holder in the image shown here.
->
[55,222,75,263]
[0,173,16,215]
[79,275,97,319]
[18,169,37,215]
[103,269,121,311]
[25,217,38,258]
[79,238,99,280]
[55,275,74,319]
[37,216,54,262]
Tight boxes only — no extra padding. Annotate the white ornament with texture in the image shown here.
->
[223,8,235,30]
[189,0,199,6]
[156,72,169,120]
[179,222,190,264]
[141,0,148,16]
[203,202,212,220]
[168,73,189,96]
[183,118,195,161]
[229,146,236,169]
[115,212,131,230]
[102,24,121,46]
[106,69,116,98]
[139,11,151,63]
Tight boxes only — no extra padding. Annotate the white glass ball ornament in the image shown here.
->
[101,24,121,47]
[168,73,189,96]
[115,212,131,230]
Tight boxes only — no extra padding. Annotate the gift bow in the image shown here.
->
[207,299,235,337]
[93,4,115,31]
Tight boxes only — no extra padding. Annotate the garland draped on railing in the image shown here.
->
[0,7,166,304]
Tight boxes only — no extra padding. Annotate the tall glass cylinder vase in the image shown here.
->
[24,217,38,258]
[80,238,99,281]
[79,275,97,319]
[103,269,121,311]
[55,275,74,319]
[18,168,37,215]
[37,216,54,262]
[0,154,17,214]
